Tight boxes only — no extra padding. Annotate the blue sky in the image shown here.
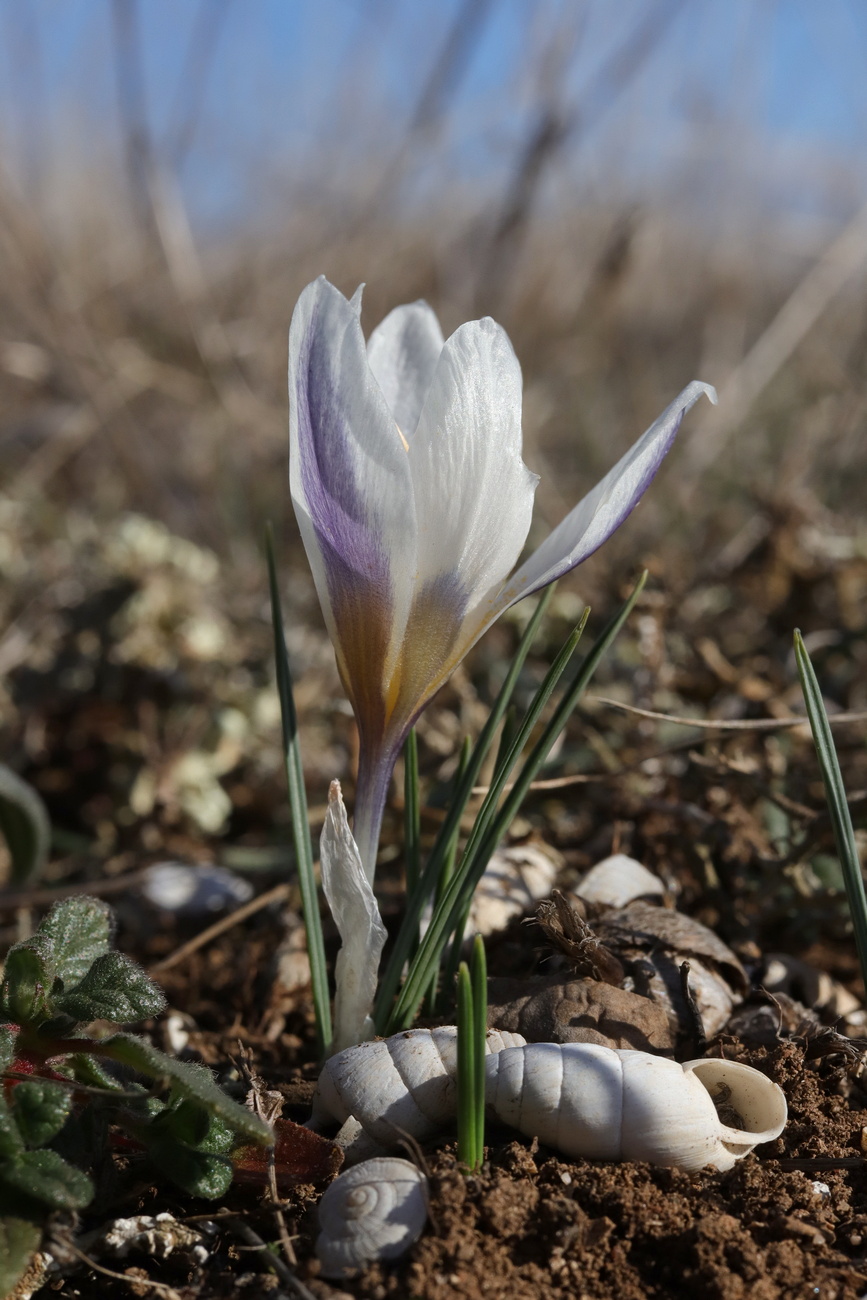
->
[2,0,865,233]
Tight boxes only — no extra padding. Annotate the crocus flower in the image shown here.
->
[289,275,715,883]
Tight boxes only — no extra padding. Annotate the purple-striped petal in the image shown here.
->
[289,277,418,739]
[498,381,717,608]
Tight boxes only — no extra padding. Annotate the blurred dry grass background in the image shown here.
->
[1,0,866,871]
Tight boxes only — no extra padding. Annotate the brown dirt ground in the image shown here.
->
[5,498,867,1299]
[24,909,867,1300]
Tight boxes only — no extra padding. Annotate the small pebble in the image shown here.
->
[811,1181,831,1198]
[559,1171,572,1185]
[141,861,253,914]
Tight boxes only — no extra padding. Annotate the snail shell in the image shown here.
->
[485,1043,787,1172]
[311,1026,526,1164]
[316,1156,427,1278]
[574,854,666,909]
[310,1030,787,1174]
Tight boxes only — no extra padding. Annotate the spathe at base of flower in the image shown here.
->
[319,779,387,1054]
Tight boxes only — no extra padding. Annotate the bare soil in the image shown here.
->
[5,498,867,1299]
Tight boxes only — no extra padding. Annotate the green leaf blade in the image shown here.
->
[266,525,332,1056]
[40,897,112,987]
[9,1080,71,1148]
[375,585,558,1029]
[1,1149,93,1210]
[456,962,476,1171]
[1,936,57,1025]
[0,767,51,888]
[794,630,867,994]
[97,1033,272,1145]
[56,952,166,1025]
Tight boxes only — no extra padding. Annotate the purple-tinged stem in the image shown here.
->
[352,742,399,884]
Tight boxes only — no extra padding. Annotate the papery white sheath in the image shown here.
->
[290,275,716,885]
[319,780,387,1051]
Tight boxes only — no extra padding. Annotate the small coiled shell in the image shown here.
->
[311,1026,526,1164]
[484,1043,787,1172]
[316,1157,427,1278]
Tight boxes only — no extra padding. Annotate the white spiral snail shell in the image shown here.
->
[311,1028,787,1173]
[311,1026,526,1164]
[484,1043,787,1172]
[316,1156,428,1278]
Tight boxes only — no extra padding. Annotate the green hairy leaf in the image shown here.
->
[0,1215,43,1299]
[56,952,167,1025]
[0,1149,93,1210]
[40,896,112,986]
[0,1097,25,1160]
[1,935,57,1025]
[0,1025,16,1073]
[0,766,51,888]
[149,1096,212,1148]
[97,1034,272,1145]
[9,1080,72,1148]
[145,1111,235,1199]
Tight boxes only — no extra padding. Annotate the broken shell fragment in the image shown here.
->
[484,1043,787,1172]
[574,855,665,909]
[316,1157,428,1278]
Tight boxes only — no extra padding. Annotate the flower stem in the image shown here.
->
[352,745,396,884]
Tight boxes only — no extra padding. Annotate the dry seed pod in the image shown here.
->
[316,1157,428,1278]
[311,1026,526,1163]
[484,1043,787,1172]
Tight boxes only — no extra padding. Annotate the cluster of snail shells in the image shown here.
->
[310,1026,525,1165]
[311,1027,787,1174]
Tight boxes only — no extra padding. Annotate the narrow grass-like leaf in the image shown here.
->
[467,573,648,889]
[266,525,332,1055]
[386,610,590,1032]
[424,739,472,1015]
[404,730,420,903]
[795,629,867,994]
[455,961,476,1170]
[471,935,487,1170]
[0,766,51,888]
[388,573,646,1031]
[374,586,557,1029]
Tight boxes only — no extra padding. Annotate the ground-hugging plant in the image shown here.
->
[0,895,272,1295]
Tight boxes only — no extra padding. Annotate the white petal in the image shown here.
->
[288,277,418,719]
[499,380,717,606]
[409,317,538,613]
[367,301,445,440]
[320,780,387,1053]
